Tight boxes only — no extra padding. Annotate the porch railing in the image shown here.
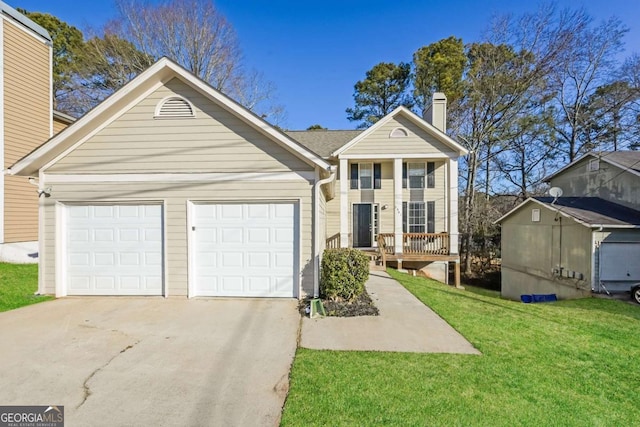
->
[403,233,449,255]
[377,233,449,255]
[377,233,395,254]
[326,233,341,249]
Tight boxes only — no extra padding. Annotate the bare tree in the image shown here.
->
[551,15,628,161]
[454,5,588,274]
[114,0,284,123]
[60,21,154,116]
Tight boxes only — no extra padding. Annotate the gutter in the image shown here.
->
[313,165,337,298]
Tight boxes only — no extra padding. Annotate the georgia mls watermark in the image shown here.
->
[0,406,64,427]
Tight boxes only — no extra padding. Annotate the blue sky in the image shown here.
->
[15,0,640,130]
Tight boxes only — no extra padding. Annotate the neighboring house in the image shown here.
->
[0,2,52,263]
[497,151,640,302]
[9,57,466,298]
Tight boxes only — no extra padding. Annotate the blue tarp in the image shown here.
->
[521,294,558,303]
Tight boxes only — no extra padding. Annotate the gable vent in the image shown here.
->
[390,127,408,138]
[155,97,195,119]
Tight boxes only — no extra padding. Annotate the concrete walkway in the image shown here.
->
[301,270,481,354]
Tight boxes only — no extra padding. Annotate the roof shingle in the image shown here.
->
[285,130,362,158]
[534,197,640,227]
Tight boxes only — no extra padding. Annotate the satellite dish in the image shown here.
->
[548,187,563,204]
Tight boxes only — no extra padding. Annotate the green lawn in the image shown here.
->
[281,270,640,426]
[0,263,52,312]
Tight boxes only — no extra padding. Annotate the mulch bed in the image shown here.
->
[300,288,379,317]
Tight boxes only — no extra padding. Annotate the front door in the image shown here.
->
[353,204,372,247]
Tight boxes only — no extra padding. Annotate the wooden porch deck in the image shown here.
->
[376,234,460,287]
[325,232,462,287]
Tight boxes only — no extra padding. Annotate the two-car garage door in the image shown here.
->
[65,202,297,297]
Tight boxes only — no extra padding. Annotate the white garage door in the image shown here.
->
[193,202,297,297]
[66,204,163,295]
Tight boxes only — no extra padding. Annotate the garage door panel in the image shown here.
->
[248,204,269,218]
[94,252,115,266]
[222,228,243,243]
[95,277,116,290]
[247,252,270,268]
[248,228,269,244]
[194,202,297,297]
[221,204,242,219]
[248,277,270,292]
[66,204,163,296]
[143,228,162,242]
[222,277,243,292]
[226,252,245,268]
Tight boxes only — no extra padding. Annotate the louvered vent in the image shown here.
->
[390,127,408,138]
[155,97,195,118]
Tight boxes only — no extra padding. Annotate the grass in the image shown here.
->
[0,263,52,312]
[281,270,640,426]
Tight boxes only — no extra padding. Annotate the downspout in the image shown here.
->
[313,165,337,298]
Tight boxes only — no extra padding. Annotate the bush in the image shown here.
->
[320,248,369,302]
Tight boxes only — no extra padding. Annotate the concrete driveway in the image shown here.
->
[0,297,299,426]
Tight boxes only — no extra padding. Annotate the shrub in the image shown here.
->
[320,248,369,302]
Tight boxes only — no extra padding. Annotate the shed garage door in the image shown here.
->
[599,242,640,288]
[66,204,163,295]
[193,202,297,297]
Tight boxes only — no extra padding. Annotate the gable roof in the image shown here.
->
[544,151,640,182]
[9,57,331,176]
[496,196,640,228]
[331,106,468,157]
[285,130,362,158]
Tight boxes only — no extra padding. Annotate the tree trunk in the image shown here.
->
[462,151,478,275]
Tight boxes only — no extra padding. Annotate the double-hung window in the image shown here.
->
[402,201,435,233]
[403,162,435,189]
[350,163,382,189]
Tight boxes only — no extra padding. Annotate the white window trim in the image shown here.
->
[588,158,600,172]
[532,208,541,222]
[408,201,426,233]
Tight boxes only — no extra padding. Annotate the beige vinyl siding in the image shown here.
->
[41,180,314,296]
[53,117,70,135]
[550,157,640,212]
[343,115,451,156]
[48,78,312,174]
[3,19,51,242]
[326,189,340,239]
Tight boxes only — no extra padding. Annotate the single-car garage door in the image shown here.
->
[599,241,640,292]
[66,204,163,295]
[193,202,297,297]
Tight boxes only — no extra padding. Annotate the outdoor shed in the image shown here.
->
[496,196,640,300]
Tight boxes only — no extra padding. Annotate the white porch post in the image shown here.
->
[393,158,403,254]
[339,158,349,247]
[449,158,459,255]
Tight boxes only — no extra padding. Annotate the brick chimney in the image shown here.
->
[425,92,447,133]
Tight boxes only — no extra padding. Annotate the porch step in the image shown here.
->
[369,260,385,271]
